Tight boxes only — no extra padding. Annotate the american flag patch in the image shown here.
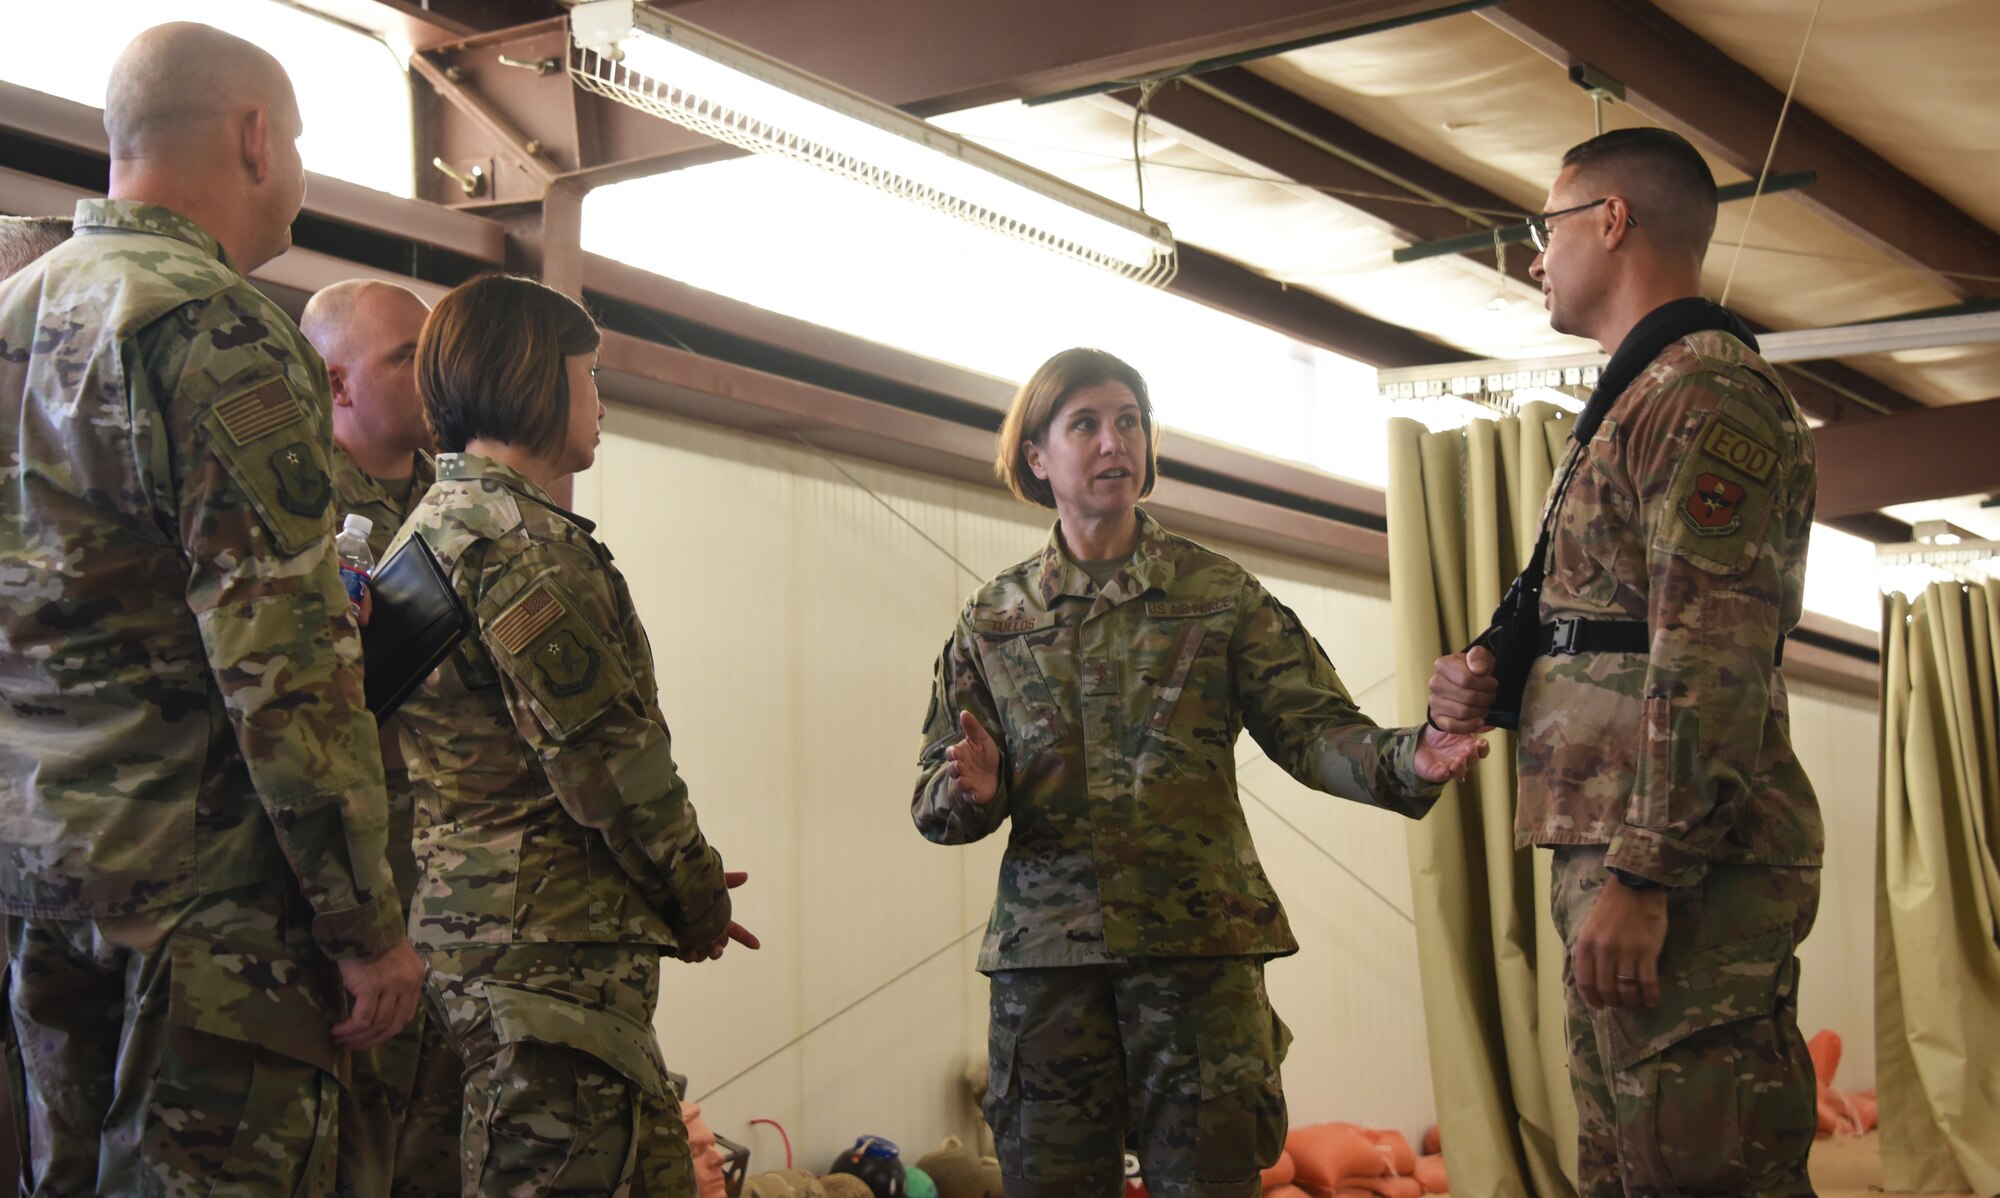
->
[213,378,304,446]
[492,584,565,655]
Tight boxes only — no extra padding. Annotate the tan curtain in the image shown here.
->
[1387,406,1577,1198]
[1876,582,2000,1194]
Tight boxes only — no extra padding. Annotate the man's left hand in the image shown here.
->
[1413,723,1490,783]
[1574,874,1669,1009]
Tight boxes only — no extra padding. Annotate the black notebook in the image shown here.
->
[360,532,472,719]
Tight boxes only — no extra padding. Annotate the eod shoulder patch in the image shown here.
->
[1666,412,1781,573]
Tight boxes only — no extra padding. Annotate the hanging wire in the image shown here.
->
[1720,0,1825,306]
[1132,79,1163,215]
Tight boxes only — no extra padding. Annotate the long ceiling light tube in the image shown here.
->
[568,0,1177,287]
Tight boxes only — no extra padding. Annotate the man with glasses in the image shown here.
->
[1430,127,1822,1197]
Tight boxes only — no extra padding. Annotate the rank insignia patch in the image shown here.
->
[267,441,330,518]
[533,628,600,696]
[1680,472,1746,536]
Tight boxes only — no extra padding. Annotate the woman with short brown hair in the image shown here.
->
[389,273,755,1197]
[914,346,1486,1198]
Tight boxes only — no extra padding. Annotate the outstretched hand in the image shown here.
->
[945,710,1000,805]
[1413,723,1490,783]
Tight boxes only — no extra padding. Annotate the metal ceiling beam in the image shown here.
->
[1106,69,1921,422]
[402,0,1498,197]
[1814,396,2000,519]
[1480,0,2000,303]
[1169,245,1468,369]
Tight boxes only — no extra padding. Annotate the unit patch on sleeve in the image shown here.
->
[1680,472,1746,537]
[267,442,331,518]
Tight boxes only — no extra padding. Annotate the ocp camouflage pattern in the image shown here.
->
[913,510,1440,970]
[0,199,401,958]
[385,452,730,954]
[1517,330,1823,887]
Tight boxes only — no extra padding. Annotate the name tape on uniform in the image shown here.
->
[492,583,566,655]
[1698,420,1776,483]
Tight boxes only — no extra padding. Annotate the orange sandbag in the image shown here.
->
[1334,1176,1422,1198]
[1413,1154,1448,1194]
[1421,1125,1441,1157]
[1260,1150,1296,1188]
[1264,1187,1313,1198]
[1849,1089,1878,1132]
[1287,1123,1391,1188]
[1361,1130,1416,1176]
[1808,1029,1842,1091]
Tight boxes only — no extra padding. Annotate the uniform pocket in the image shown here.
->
[1604,930,1816,1193]
[973,620,1068,756]
[982,1020,1021,1175]
[1194,1008,1291,1182]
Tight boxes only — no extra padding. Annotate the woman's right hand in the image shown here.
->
[945,710,1001,805]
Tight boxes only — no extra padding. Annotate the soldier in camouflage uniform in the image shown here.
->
[1430,129,1822,1197]
[301,279,461,1198]
[385,273,754,1198]
[0,211,68,1194]
[0,24,424,1196]
[913,348,1489,1198]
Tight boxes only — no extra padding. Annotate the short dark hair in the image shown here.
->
[418,273,600,456]
[1561,127,1718,256]
[995,347,1158,509]
[0,215,72,279]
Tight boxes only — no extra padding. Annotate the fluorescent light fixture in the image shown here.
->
[1377,354,1601,415]
[567,0,1177,286]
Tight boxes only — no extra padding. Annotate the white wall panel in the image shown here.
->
[573,403,1882,1169]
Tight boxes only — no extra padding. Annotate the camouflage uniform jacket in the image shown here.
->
[331,446,437,912]
[1517,329,1823,887]
[0,200,401,958]
[914,511,1440,970]
[385,453,730,953]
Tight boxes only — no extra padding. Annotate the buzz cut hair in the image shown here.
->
[0,215,73,279]
[1561,127,1719,258]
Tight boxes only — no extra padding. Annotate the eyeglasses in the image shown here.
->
[1527,198,1637,252]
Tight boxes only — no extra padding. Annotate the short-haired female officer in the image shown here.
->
[913,347,1486,1198]
[386,273,756,1197]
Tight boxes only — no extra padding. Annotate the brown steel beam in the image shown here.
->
[1481,0,2000,302]
[1170,245,1466,369]
[1126,70,1535,289]
[407,1,1484,192]
[1814,395,2000,518]
[1110,71,1922,422]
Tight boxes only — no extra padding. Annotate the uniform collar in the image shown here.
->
[71,200,230,269]
[436,452,595,533]
[333,447,437,512]
[1034,507,1178,610]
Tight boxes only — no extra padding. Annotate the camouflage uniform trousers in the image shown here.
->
[983,957,1289,1198]
[1552,846,1820,1198]
[5,882,345,1197]
[337,999,463,1198]
[423,943,693,1198]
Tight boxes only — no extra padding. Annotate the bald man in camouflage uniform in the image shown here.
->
[0,24,422,1196]
[1432,128,1822,1197]
[302,278,460,1198]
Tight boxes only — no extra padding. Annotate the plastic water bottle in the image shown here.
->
[335,513,374,608]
